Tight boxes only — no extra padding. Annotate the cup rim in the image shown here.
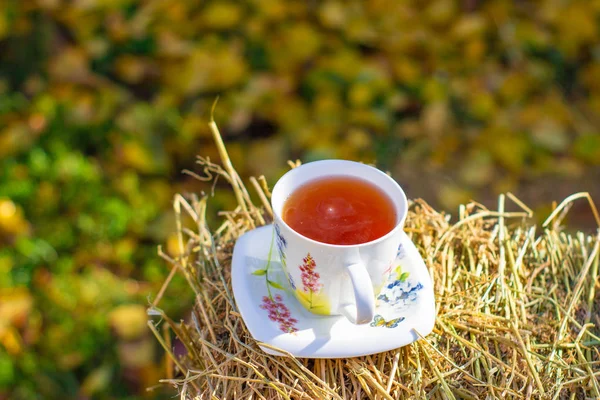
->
[271,159,408,248]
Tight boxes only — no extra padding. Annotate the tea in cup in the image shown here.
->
[271,160,408,324]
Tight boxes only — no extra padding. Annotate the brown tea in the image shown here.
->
[282,176,396,245]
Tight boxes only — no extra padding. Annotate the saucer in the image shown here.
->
[231,225,436,358]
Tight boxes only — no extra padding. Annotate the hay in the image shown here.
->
[149,118,600,399]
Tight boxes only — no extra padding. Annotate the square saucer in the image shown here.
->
[231,225,436,358]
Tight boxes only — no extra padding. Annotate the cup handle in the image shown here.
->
[343,262,376,325]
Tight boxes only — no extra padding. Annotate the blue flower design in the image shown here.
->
[274,224,288,268]
[396,243,405,259]
[275,223,287,249]
[378,280,423,311]
[287,272,296,290]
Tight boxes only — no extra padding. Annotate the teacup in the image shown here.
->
[271,160,408,325]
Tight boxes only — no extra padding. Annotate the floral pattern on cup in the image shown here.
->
[295,253,330,315]
[287,272,296,290]
[299,253,321,292]
[274,224,298,291]
[253,229,299,334]
[378,280,423,312]
[274,223,287,266]
[377,264,423,313]
[257,227,422,328]
[260,294,298,333]
[371,263,423,326]
[396,242,406,259]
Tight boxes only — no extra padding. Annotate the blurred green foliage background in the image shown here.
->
[1,0,599,398]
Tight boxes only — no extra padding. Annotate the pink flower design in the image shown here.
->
[299,253,322,293]
[260,294,298,333]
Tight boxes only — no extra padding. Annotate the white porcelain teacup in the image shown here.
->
[271,160,408,325]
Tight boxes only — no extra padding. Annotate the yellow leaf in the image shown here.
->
[556,3,597,54]
[486,128,530,173]
[500,73,530,101]
[318,1,347,29]
[166,234,182,258]
[121,141,155,173]
[421,102,450,138]
[464,39,485,64]
[469,91,496,121]
[438,184,472,211]
[0,326,22,356]
[180,46,247,94]
[452,15,486,40]
[425,0,456,27]
[202,2,243,30]
[0,198,30,237]
[0,288,33,329]
[346,128,372,150]
[284,23,322,63]
[348,83,375,108]
[81,366,112,396]
[109,304,147,340]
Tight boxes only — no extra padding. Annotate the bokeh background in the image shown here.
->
[1,0,599,398]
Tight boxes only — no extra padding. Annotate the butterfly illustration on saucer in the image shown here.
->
[370,314,405,328]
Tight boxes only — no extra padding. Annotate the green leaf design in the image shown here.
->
[267,280,285,290]
[393,265,402,280]
[252,269,267,276]
[399,272,410,282]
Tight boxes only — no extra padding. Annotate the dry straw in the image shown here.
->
[149,115,600,399]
